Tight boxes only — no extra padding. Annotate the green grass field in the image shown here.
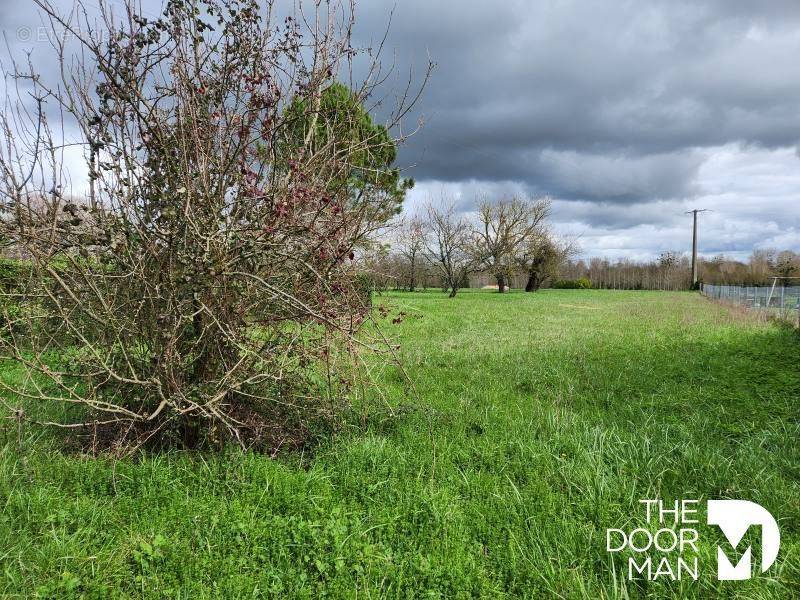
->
[1,290,798,598]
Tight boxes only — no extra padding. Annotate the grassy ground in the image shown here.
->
[1,290,798,598]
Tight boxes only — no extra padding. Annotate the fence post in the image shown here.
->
[780,284,785,319]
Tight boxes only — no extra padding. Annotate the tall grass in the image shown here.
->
[1,290,798,597]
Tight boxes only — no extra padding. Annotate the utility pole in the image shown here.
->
[686,209,708,288]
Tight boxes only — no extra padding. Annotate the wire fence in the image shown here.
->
[700,282,800,326]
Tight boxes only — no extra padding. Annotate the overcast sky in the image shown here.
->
[3,0,800,260]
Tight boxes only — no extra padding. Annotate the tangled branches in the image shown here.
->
[0,0,429,451]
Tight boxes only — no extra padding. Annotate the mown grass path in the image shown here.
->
[1,290,798,598]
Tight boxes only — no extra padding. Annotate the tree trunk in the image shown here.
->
[409,252,416,292]
[448,287,457,298]
[497,274,506,293]
[525,272,535,292]
[525,271,541,292]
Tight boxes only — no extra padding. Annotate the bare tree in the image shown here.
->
[422,203,475,298]
[474,196,550,293]
[0,0,429,451]
[394,215,426,291]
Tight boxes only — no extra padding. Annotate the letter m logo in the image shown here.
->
[707,500,780,580]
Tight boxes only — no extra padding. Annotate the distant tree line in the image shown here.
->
[362,199,800,295]
[559,249,800,290]
[367,218,800,294]
[700,249,800,286]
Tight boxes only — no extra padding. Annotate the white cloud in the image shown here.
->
[403,144,800,260]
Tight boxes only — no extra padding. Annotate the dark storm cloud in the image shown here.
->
[353,0,800,204]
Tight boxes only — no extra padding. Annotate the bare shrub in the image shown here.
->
[0,0,428,451]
